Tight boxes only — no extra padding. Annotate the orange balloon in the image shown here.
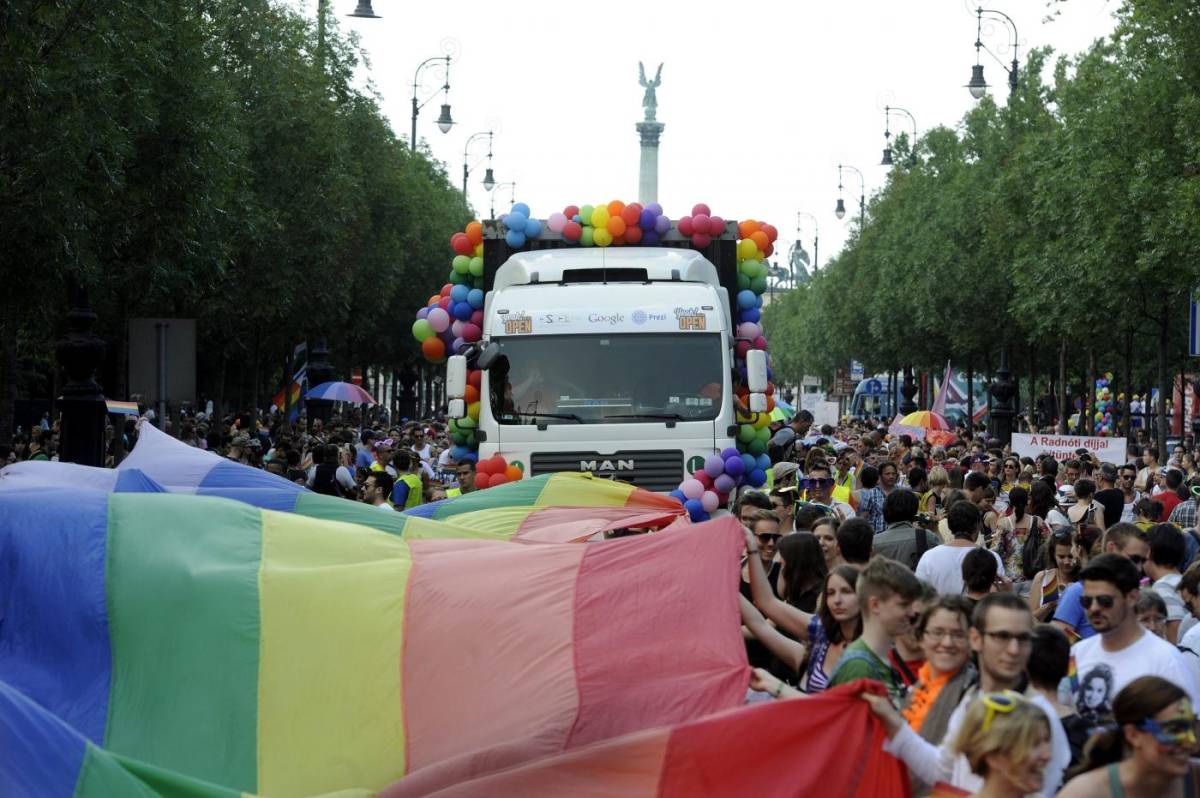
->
[421,337,446,361]
[766,395,776,412]
[625,226,643,244]
[739,219,760,238]
[607,200,625,217]
[621,203,641,226]
[428,294,441,307]
[750,231,769,251]
[465,221,483,245]
[505,464,523,482]
[464,385,480,404]
[607,216,626,236]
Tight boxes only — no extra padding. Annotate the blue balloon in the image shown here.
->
[740,308,761,323]
[642,230,659,245]
[450,445,470,460]
[668,489,687,504]
[755,454,771,472]
[747,468,767,488]
[723,455,745,478]
[511,202,531,217]
[524,218,541,238]
[572,214,582,223]
[449,283,470,302]
[684,498,706,522]
[741,453,757,474]
[467,288,484,309]
[639,208,656,229]
[452,301,473,321]
[505,211,528,231]
[754,293,764,309]
[460,452,478,464]
[737,290,757,310]
[505,230,526,248]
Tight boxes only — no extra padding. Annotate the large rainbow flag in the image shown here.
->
[1,493,748,795]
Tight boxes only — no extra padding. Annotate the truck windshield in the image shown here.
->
[489,333,723,425]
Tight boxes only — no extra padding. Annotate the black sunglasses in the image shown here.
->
[1081,594,1117,609]
[799,477,835,490]
[1127,554,1147,566]
[756,532,782,544]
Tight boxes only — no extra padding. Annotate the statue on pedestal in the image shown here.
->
[638,61,663,122]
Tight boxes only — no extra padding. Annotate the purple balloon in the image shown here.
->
[451,336,465,354]
[646,202,663,215]
[724,456,745,478]
[721,447,741,461]
[654,215,671,234]
[639,208,657,229]
[416,307,430,320]
[642,230,659,245]
[714,474,736,494]
[703,455,725,478]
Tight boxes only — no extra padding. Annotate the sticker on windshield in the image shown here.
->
[674,306,708,331]
[503,315,533,335]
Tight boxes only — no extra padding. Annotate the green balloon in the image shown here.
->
[472,276,485,289]
[458,415,477,430]
[738,423,756,443]
[748,439,766,456]
[451,432,466,445]
[464,430,476,447]
[736,273,751,291]
[757,426,772,442]
[453,255,471,274]
[750,275,768,294]
[448,270,466,285]
[469,256,485,277]
[580,204,594,222]
[581,227,595,247]
[412,318,434,341]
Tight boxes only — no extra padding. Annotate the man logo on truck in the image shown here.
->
[581,459,635,472]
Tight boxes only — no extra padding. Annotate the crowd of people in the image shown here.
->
[738,409,1200,796]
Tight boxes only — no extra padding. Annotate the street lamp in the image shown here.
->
[835,164,865,228]
[967,6,1020,100]
[881,105,918,167]
[411,53,455,151]
[463,130,494,197]
[490,181,516,220]
[347,1,379,17]
[796,211,819,273]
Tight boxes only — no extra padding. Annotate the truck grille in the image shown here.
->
[530,450,684,492]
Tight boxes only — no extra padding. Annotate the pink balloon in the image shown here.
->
[692,203,711,216]
[737,322,761,340]
[691,233,712,248]
[700,490,720,513]
[681,478,705,500]
[708,215,725,235]
[461,323,482,342]
[451,319,465,337]
[470,309,484,326]
[692,213,710,234]
[753,335,768,351]
[547,212,567,233]
[427,307,450,333]
[735,340,751,359]
[677,216,694,236]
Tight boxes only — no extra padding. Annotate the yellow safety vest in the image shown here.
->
[400,473,423,509]
[446,487,462,498]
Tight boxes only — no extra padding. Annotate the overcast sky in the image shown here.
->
[296,0,1119,269]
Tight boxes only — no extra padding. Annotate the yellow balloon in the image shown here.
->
[752,412,770,430]
[593,228,613,247]
[467,401,480,420]
[591,207,609,229]
[737,239,758,260]
[473,243,483,257]
[736,409,753,424]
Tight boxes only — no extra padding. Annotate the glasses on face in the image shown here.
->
[800,477,835,490]
[756,533,782,544]
[1127,554,1147,566]
[924,628,968,644]
[983,630,1034,647]
[1080,594,1117,610]
[1120,474,1136,481]
[981,690,1025,732]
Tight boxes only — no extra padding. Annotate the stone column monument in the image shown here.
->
[636,62,664,205]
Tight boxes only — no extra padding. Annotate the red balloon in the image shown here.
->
[692,213,710,233]
[441,284,453,297]
[468,369,482,388]
[708,215,725,236]
[451,233,473,256]
[691,233,712,248]
[678,216,694,236]
[761,223,778,243]
[562,220,582,241]
[492,455,508,473]
[692,203,711,216]
[563,205,580,219]
[625,226,643,244]
[421,337,446,361]
[621,203,641,226]
[474,472,492,489]
[438,297,452,310]
[753,336,768,350]
[763,243,774,257]
[488,473,509,488]
[696,471,714,488]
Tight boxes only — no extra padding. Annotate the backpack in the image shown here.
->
[1020,515,1048,581]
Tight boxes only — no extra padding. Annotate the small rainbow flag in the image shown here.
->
[1,494,747,796]
[105,400,140,416]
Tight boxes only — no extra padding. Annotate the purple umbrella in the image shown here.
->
[305,381,377,404]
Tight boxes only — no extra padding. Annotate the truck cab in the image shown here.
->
[451,224,742,492]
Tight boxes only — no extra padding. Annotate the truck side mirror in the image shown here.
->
[475,341,500,371]
[446,355,467,419]
[746,349,769,413]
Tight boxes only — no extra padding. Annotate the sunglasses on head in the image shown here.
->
[981,691,1024,732]
[1081,594,1117,609]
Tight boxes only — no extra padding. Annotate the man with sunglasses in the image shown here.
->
[862,592,1071,796]
[1054,523,1150,642]
[1068,553,1200,735]
[803,460,852,523]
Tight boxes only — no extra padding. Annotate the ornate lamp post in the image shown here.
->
[489,181,516,220]
[796,211,819,273]
[411,51,455,151]
[966,6,1020,99]
[305,341,336,428]
[880,105,918,167]
[463,130,495,197]
[834,164,865,228]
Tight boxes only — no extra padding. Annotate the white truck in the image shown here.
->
[444,220,769,492]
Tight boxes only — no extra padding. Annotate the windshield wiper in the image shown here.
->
[525,412,585,424]
[606,413,686,421]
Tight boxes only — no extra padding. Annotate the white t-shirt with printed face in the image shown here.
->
[1070,627,1200,729]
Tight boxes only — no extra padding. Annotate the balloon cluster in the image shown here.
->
[445,369,482,464]
[412,220,488,363]
[545,200,672,247]
[667,219,778,522]
[1094,371,1116,435]
[474,454,525,489]
[502,202,541,248]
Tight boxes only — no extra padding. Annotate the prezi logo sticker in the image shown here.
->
[631,309,647,325]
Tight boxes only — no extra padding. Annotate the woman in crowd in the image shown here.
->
[953,691,1054,798]
[1135,590,1169,640]
[902,595,975,743]
[994,485,1048,584]
[879,461,900,496]
[743,526,862,694]
[996,455,1022,512]
[920,465,952,524]
[936,489,970,543]
[775,532,827,613]
[812,516,842,571]
[1067,478,1107,532]
[1133,497,1164,532]
[1058,675,1200,797]
[1027,528,1082,622]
